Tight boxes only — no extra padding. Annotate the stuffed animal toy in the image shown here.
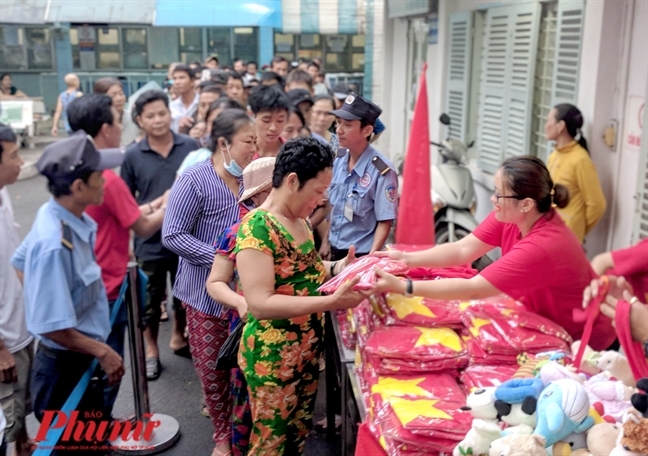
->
[584,379,634,422]
[597,351,635,387]
[496,398,537,435]
[533,379,594,447]
[454,387,502,456]
[584,422,621,456]
[610,411,648,456]
[571,341,601,376]
[495,378,545,403]
[630,377,648,418]
[488,434,548,456]
[558,431,588,452]
[540,362,586,385]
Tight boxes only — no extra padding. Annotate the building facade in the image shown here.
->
[375,0,647,255]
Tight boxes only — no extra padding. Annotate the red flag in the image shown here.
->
[396,63,434,245]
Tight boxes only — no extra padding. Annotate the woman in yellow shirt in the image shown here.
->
[545,104,606,243]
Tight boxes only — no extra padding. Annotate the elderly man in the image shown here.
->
[11,132,126,453]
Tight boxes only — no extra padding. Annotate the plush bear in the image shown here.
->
[585,422,621,456]
[533,379,594,447]
[617,415,648,455]
[488,434,548,456]
[630,378,648,418]
[596,351,635,387]
[584,379,634,422]
[454,387,502,456]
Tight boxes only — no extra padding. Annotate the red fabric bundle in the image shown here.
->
[384,293,464,328]
[365,326,468,366]
[459,364,520,393]
[318,256,408,293]
[373,356,466,376]
[460,297,572,356]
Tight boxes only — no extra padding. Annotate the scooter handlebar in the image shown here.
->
[430,141,444,148]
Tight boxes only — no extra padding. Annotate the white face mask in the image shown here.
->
[222,142,243,177]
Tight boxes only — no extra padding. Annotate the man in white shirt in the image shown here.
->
[169,64,199,134]
[0,125,34,456]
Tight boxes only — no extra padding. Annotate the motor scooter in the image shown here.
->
[431,113,478,244]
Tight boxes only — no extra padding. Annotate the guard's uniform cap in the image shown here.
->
[37,130,124,181]
[330,93,382,126]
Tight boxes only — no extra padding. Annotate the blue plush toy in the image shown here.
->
[495,378,545,403]
[533,379,594,447]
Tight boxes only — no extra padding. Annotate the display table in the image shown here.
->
[325,311,366,455]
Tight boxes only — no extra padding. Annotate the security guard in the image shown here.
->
[10,132,125,448]
[328,94,398,262]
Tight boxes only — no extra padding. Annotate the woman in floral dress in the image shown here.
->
[234,137,367,455]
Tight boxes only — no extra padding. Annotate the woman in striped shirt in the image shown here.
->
[162,108,256,456]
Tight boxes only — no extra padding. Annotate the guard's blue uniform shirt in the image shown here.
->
[329,144,399,253]
[11,198,110,350]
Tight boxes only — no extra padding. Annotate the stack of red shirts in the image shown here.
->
[364,325,469,375]
[368,372,473,454]
[318,255,408,293]
[383,293,464,328]
[459,297,572,357]
[459,364,520,393]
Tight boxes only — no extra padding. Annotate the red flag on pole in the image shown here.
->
[395,63,434,245]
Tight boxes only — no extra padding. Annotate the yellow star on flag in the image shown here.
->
[414,327,463,352]
[390,397,452,426]
[468,317,490,338]
[386,293,436,320]
[371,376,432,401]
[459,301,472,312]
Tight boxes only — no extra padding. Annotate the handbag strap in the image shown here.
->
[573,276,609,371]
[615,299,648,381]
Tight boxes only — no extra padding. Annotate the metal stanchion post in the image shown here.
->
[112,263,180,455]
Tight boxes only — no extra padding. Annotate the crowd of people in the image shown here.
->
[0,53,646,456]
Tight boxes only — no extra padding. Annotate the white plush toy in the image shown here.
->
[454,387,502,456]
[596,351,635,387]
[496,399,537,436]
[488,434,548,456]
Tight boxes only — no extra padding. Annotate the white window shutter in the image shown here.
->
[476,8,509,173]
[503,4,541,160]
[477,3,540,172]
[551,0,585,106]
[633,91,648,242]
[445,11,473,142]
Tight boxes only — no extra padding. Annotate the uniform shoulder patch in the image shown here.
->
[385,186,397,203]
[61,221,73,251]
[371,156,391,176]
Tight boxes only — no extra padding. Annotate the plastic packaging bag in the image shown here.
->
[385,293,464,328]
[318,256,408,293]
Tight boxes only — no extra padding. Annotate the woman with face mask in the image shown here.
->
[161,108,257,456]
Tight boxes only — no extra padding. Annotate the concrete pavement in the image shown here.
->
[7,175,341,456]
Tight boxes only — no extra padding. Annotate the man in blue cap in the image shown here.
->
[327,93,399,263]
[11,131,126,447]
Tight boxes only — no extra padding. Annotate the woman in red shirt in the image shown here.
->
[375,156,616,350]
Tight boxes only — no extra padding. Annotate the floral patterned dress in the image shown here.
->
[234,209,326,455]
[213,219,251,456]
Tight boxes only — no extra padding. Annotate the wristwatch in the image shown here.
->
[404,278,414,297]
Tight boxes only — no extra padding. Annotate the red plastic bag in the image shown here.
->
[385,293,464,328]
[318,256,408,293]
[459,364,520,393]
[365,326,468,362]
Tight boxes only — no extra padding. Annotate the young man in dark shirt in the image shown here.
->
[120,90,199,380]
